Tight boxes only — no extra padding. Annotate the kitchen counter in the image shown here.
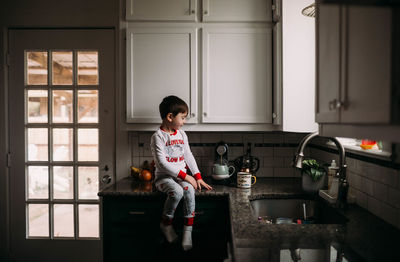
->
[99,177,400,262]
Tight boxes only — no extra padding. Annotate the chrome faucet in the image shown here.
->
[293,132,349,208]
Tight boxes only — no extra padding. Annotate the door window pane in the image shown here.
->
[54,204,74,237]
[52,51,73,85]
[78,167,99,199]
[79,204,99,238]
[52,128,73,161]
[78,90,98,123]
[53,166,73,199]
[27,166,48,199]
[78,128,98,161]
[77,51,98,85]
[28,204,49,237]
[52,90,73,123]
[27,90,48,123]
[24,48,102,242]
[27,128,48,161]
[26,51,48,85]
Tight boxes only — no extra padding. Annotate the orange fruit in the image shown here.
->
[140,181,153,192]
[139,169,152,181]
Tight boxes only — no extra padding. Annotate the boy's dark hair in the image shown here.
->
[159,95,189,119]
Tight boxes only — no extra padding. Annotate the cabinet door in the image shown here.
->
[316,4,341,123]
[341,6,391,123]
[126,27,198,123]
[202,27,273,123]
[103,197,164,261]
[126,0,197,21]
[202,0,272,22]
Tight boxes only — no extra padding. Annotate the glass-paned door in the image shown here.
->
[9,29,115,262]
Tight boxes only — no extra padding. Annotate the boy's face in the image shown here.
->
[168,112,187,130]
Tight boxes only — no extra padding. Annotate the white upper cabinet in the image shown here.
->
[126,0,197,21]
[125,0,277,129]
[316,4,341,123]
[316,3,400,142]
[126,0,272,22]
[202,0,272,22]
[202,27,272,123]
[317,4,392,124]
[126,27,198,123]
[342,6,391,124]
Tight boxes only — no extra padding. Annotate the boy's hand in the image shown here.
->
[185,175,198,190]
[196,179,212,192]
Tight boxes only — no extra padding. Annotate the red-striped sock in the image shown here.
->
[160,218,177,243]
[182,225,193,251]
[184,217,194,226]
[162,216,173,226]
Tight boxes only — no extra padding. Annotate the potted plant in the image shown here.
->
[301,159,327,193]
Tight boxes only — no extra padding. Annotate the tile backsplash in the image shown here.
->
[309,147,400,230]
[130,131,309,179]
[129,131,400,230]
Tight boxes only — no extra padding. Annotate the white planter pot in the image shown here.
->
[302,173,326,194]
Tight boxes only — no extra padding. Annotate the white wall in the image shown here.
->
[282,0,318,132]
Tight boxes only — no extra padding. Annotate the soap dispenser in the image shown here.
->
[328,160,339,190]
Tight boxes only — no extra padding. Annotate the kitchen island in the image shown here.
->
[99,177,400,262]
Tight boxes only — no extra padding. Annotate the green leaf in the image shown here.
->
[311,168,317,176]
[301,158,326,181]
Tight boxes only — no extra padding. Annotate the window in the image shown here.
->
[25,50,100,239]
[328,137,392,159]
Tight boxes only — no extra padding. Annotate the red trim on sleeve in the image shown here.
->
[184,217,194,226]
[178,170,187,180]
[194,173,202,181]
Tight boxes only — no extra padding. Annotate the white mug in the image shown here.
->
[237,172,256,188]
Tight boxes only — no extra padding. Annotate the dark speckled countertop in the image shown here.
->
[99,177,400,262]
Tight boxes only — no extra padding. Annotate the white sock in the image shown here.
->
[182,225,193,251]
[160,223,177,243]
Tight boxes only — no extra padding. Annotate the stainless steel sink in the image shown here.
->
[250,197,347,224]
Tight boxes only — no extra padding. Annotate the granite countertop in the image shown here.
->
[99,177,400,262]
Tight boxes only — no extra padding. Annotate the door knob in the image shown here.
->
[102,175,112,184]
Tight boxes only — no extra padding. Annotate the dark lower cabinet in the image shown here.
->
[102,195,231,262]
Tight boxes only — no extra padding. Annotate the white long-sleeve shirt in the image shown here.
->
[150,128,202,184]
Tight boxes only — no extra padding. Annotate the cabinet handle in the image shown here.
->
[203,112,207,117]
[191,10,195,14]
[203,10,208,15]
[336,101,344,109]
[328,99,344,110]
[128,211,146,215]
[328,100,335,110]
[191,113,195,117]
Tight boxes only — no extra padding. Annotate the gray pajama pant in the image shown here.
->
[156,177,195,219]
